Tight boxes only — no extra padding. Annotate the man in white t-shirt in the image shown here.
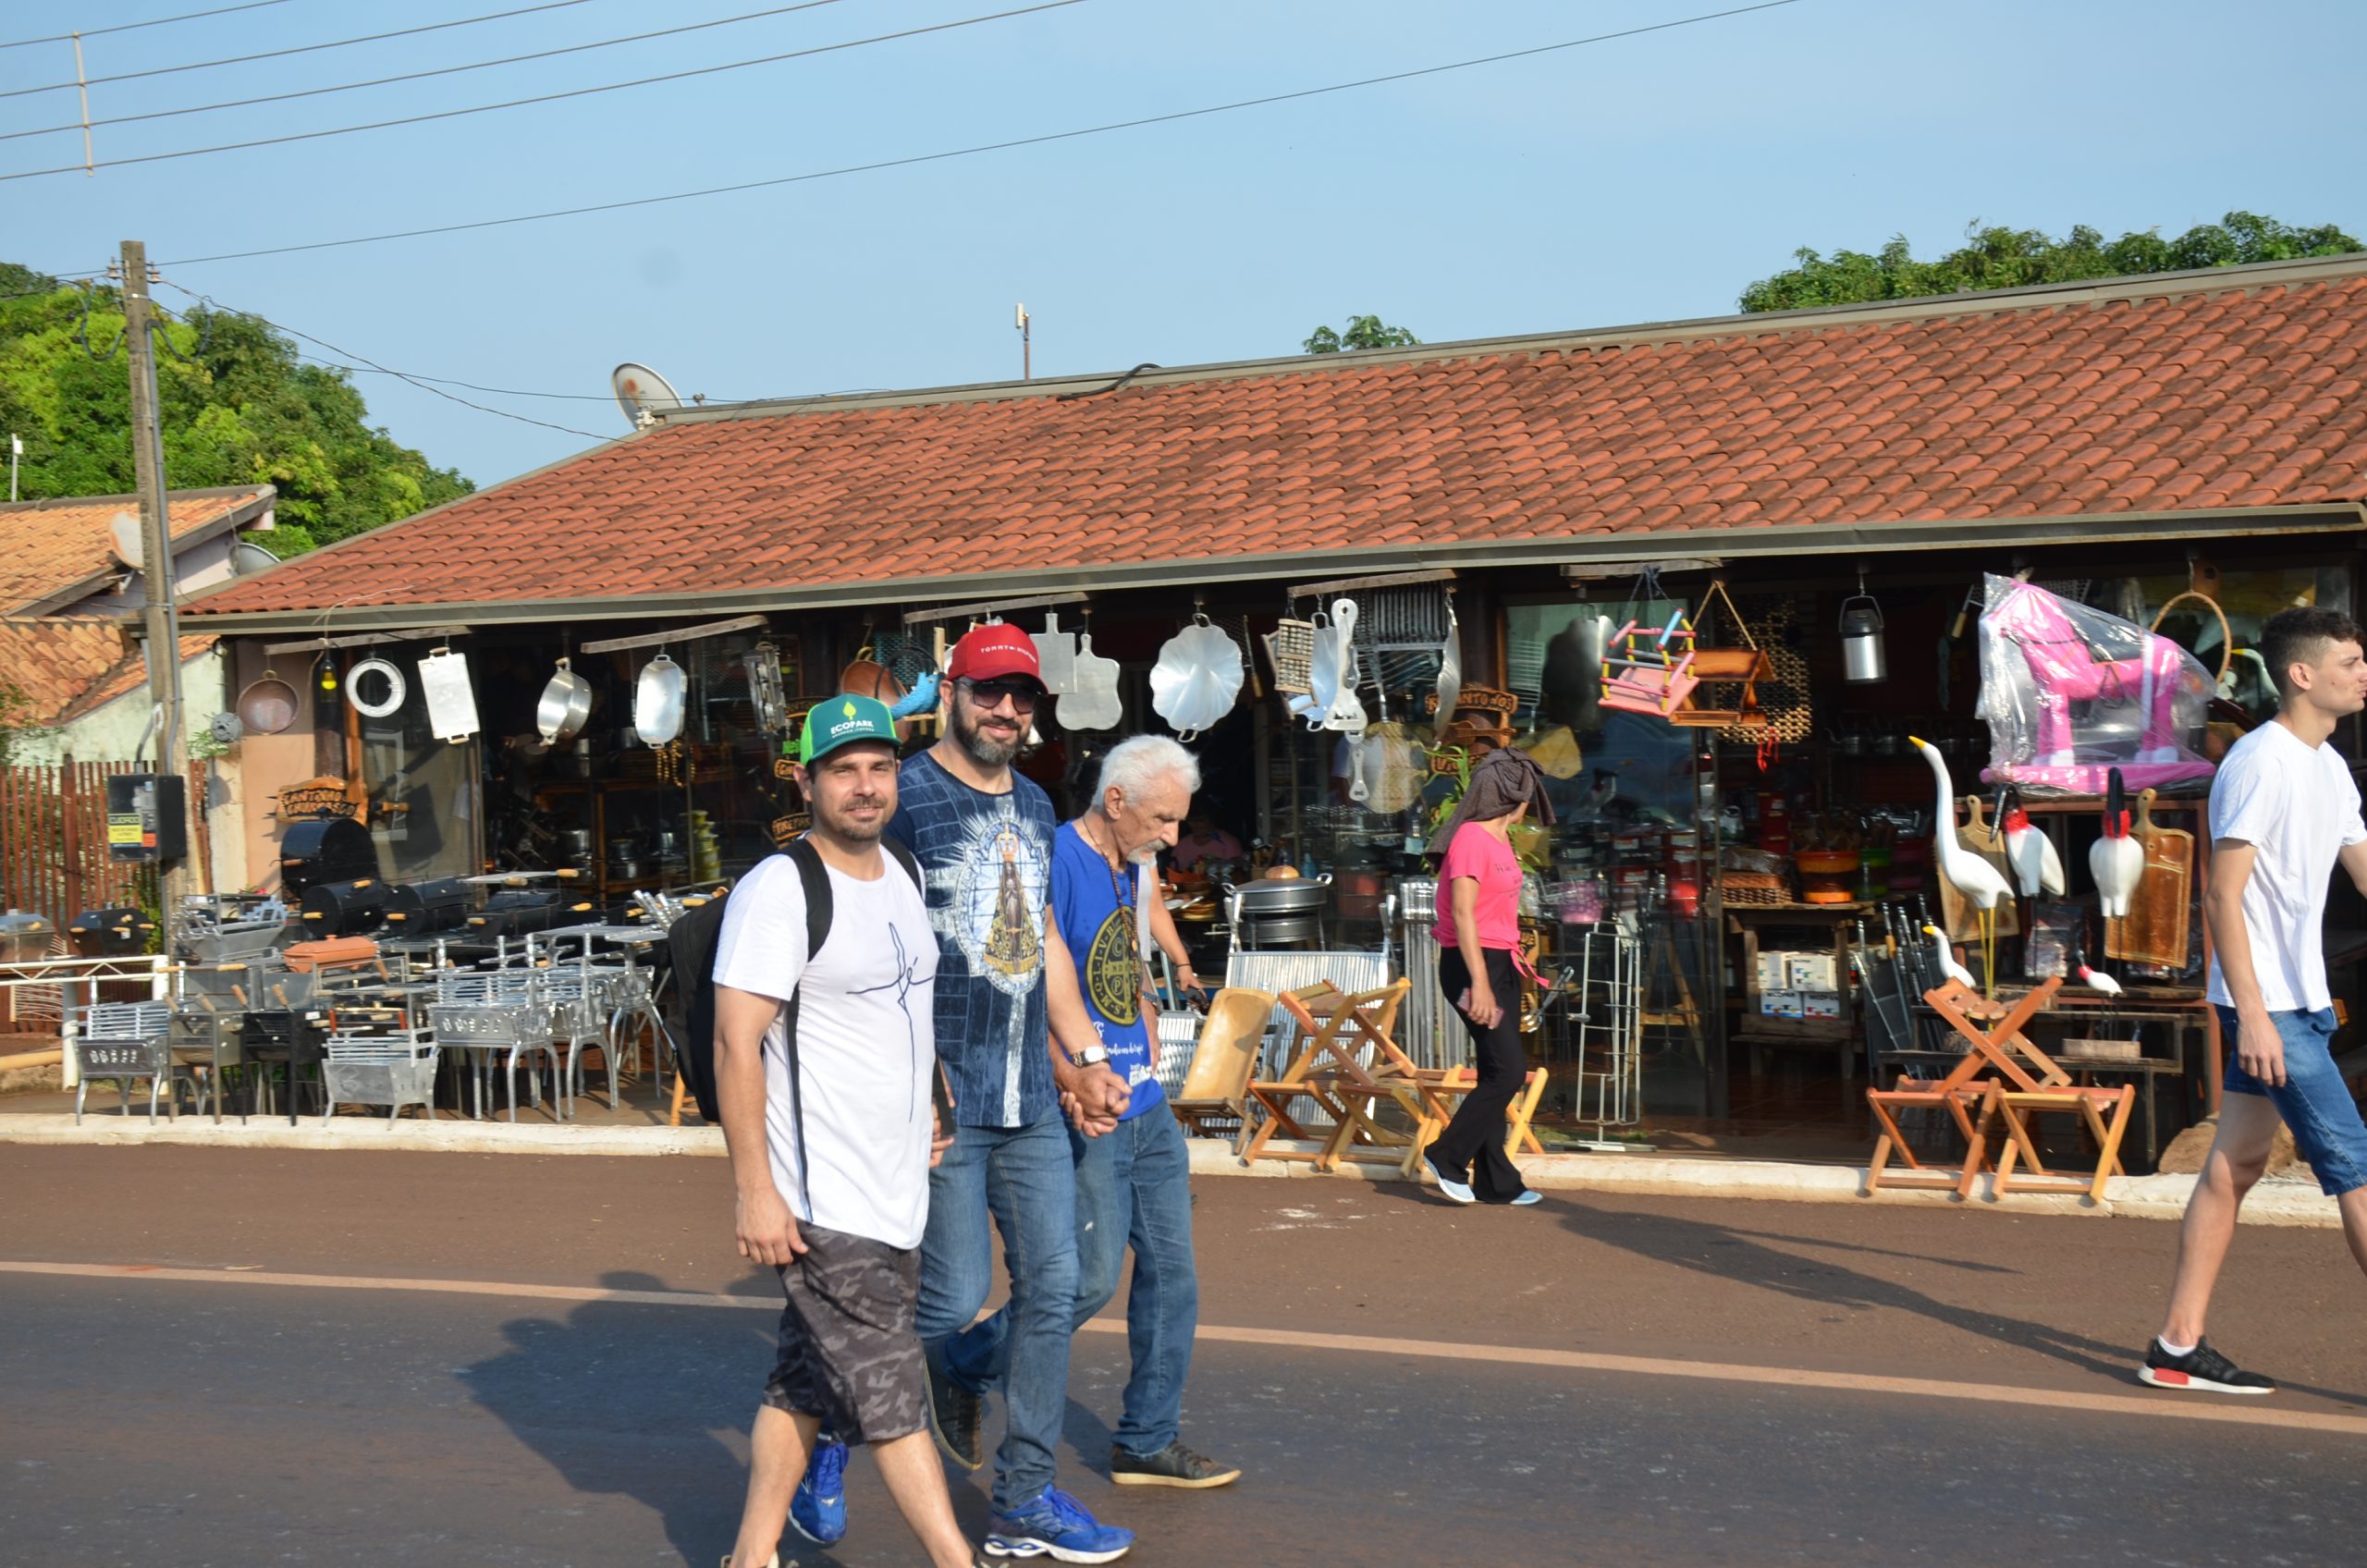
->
[712,694,983,1568]
[2144,607,2367,1397]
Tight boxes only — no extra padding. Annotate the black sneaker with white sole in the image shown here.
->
[1110,1440,1241,1489]
[2139,1337,2276,1395]
[926,1353,987,1471]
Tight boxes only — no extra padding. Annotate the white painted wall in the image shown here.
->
[8,646,247,891]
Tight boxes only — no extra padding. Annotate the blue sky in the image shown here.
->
[8,0,2363,487]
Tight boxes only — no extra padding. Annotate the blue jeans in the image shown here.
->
[917,1114,1080,1513]
[966,1107,1201,1457]
[2217,1005,2367,1197]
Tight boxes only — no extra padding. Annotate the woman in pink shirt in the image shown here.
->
[1424,747,1555,1207]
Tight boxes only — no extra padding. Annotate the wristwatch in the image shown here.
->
[1071,1044,1111,1069]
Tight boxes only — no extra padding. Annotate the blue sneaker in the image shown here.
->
[984,1486,1133,1563]
[788,1437,848,1547]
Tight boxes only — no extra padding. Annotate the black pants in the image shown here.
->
[1431,948,1531,1203]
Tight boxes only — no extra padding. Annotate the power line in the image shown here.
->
[159,281,611,441]
[0,0,595,97]
[127,1,1805,270]
[0,0,852,145]
[1,0,300,52]
[0,0,1087,180]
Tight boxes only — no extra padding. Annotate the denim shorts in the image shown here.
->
[2217,1005,2367,1197]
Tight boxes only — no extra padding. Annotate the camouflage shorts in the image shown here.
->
[764,1225,926,1444]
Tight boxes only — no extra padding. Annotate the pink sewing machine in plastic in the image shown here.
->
[1977,575,2214,794]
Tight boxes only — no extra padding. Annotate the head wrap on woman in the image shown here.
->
[1426,744,1556,857]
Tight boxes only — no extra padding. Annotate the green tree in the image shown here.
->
[0,679,43,766]
[1304,313,1422,353]
[0,263,472,556]
[1739,212,2362,313]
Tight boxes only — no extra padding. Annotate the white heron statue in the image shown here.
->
[1912,736,2012,995]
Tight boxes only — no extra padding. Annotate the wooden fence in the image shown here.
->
[0,760,152,925]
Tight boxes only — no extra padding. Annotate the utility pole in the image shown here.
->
[117,239,188,946]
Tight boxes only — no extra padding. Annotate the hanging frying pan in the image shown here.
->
[236,668,299,735]
[634,653,685,744]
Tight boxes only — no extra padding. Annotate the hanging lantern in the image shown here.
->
[1840,569,1887,684]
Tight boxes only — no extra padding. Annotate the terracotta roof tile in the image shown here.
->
[183,271,2367,619]
[0,488,269,612]
[0,619,215,726]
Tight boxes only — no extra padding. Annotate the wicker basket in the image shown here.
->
[1721,874,1791,907]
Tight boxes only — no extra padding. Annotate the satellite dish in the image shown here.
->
[612,362,684,429]
[231,540,280,577]
[108,510,143,570]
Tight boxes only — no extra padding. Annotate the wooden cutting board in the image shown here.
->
[1938,794,2021,941]
[2108,788,2193,966]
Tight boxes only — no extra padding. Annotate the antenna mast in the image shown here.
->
[1015,303,1031,380]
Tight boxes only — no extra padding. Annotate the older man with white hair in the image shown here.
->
[960,734,1240,1492]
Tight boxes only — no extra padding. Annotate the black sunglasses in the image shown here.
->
[962,677,1042,712]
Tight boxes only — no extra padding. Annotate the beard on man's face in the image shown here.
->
[951,698,1022,768]
[815,786,889,842]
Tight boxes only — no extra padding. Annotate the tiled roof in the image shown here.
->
[0,619,218,727]
[0,619,130,726]
[185,258,2367,623]
[0,486,272,614]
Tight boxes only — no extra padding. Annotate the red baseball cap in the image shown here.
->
[947,623,1043,686]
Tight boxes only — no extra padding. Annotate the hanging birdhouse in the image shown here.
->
[1663,581,1771,729]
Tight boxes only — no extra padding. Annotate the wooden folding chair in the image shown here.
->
[1396,1063,1551,1179]
[1240,979,1410,1170]
[1864,977,2064,1197]
[1165,986,1276,1138]
[1990,1083,2136,1202]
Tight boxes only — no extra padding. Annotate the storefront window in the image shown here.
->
[1506,596,1721,1125]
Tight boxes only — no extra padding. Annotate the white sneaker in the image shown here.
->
[1426,1158,1476,1205]
[1510,1190,1543,1207]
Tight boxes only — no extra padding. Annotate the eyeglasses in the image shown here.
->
[962,677,1041,712]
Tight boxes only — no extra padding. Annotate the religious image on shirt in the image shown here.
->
[952,813,1048,995]
[1083,907,1141,1026]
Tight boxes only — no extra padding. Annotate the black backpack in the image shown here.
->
[668,838,926,1200]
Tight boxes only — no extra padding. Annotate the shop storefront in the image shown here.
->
[170,251,2367,1152]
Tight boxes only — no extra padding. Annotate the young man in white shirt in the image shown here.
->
[2144,607,2367,1396]
[711,694,980,1568]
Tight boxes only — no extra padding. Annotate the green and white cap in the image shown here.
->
[798,693,899,764]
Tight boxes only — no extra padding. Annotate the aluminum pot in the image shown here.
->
[535,657,595,745]
[1225,874,1332,922]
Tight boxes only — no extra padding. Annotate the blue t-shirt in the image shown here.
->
[884,750,1058,1130]
[1050,822,1165,1121]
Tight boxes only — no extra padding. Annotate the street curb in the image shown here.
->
[0,1112,722,1159]
[0,1114,2337,1229]
[1180,1139,2345,1229]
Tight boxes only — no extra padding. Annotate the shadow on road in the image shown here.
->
[1541,1197,2367,1405]
[461,1269,1010,1564]
[462,1269,766,1566]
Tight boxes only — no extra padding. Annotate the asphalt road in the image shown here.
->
[5,1145,2366,1567]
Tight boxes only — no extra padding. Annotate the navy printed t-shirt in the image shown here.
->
[884,749,1058,1130]
[1050,822,1165,1121]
